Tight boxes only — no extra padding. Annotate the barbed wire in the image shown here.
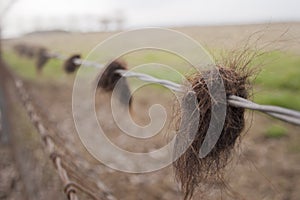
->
[116,69,184,92]
[48,52,104,68]
[12,44,300,125]
[13,75,109,200]
[228,95,300,125]
[45,50,300,126]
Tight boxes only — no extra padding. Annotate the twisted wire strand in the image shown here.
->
[14,76,106,200]
[20,48,300,126]
[229,95,300,118]
[228,96,300,125]
[57,52,300,125]
[116,69,184,92]
[14,79,79,200]
[47,53,104,68]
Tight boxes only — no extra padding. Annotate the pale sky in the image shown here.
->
[1,0,300,38]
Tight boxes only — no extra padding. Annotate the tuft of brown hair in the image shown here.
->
[63,54,81,73]
[97,60,132,108]
[14,44,36,58]
[36,48,49,74]
[173,56,256,199]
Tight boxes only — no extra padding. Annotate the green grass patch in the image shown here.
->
[265,124,287,139]
[254,89,300,110]
[3,50,37,79]
[254,51,300,91]
[2,50,73,83]
[252,51,300,110]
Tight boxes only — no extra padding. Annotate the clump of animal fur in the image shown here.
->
[63,54,81,73]
[97,60,132,108]
[36,48,50,73]
[173,50,257,200]
[14,44,37,58]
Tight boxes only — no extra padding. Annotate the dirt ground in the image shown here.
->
[1,23,300,200]
[23,77,300,200]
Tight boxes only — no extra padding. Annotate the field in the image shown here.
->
[1,22,300,200]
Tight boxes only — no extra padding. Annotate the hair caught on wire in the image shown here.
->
[173,46,259,199]
[97,60,132,109]
[63,54,81,73]
[36,48,50,74]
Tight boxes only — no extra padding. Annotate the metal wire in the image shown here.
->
[229,95,300,117]
[116,69,184,92]
[228,95,300,125]
[48,52,184,92]
[13,76,105,200]
[18,48,300,126]
[48,52,104,68]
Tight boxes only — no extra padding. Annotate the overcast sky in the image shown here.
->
[1,0,300,38]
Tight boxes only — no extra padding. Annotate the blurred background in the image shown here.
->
[0,0,300,200]
[1,0,300,38]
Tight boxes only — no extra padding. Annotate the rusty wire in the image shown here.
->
[13,76,105,200]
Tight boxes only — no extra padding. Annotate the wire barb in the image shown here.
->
[13,75,106,200]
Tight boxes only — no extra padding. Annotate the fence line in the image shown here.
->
[7,43,300,200]
[41,48,300,126]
